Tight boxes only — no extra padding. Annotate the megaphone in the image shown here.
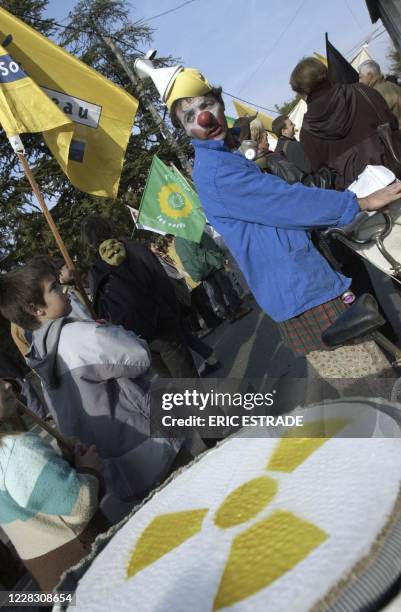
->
[239,140,259,161]
[134,50,183,104]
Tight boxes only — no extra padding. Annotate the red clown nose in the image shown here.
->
[197,111,215,127]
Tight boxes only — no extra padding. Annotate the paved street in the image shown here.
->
[195,260,401,405]
[196,296,305,380]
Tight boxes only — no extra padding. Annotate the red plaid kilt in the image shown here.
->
[277,296,347,357]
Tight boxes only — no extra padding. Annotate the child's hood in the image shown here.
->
[26,317,68,389]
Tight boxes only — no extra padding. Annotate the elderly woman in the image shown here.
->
[0,376,108,591]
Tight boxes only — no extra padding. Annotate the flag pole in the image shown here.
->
[9,137,96,319]
[16,399,75,453]
[98,32,193,177]
[170,162,196,191]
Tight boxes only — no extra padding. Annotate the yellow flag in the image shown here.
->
[0,8,139,198]
[233,100,274,133]
[0,44,73,170]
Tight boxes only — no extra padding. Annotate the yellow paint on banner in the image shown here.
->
[127,509,208,578]
[266,419,349,472]
[213,510,327,610]
[124,423,342,605]
[214,476,277,529]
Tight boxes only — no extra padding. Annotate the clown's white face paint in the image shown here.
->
[176,94,228,141]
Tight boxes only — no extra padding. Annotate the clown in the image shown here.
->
[134,55,401,382]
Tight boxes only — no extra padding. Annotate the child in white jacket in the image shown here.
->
[0,258,182,501]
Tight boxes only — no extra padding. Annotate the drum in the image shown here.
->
[55,398,401,612]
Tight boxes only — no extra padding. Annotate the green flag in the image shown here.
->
[139,156,206,242]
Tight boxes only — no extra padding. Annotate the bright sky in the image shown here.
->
[45,0,394,118]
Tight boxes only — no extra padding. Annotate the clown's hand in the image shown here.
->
[358,181,401,211]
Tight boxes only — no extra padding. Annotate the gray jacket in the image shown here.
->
[27,317,179,500]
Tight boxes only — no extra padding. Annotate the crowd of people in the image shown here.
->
[0,214,250,590]
[2,54,401,593]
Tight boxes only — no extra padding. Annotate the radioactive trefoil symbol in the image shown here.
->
[126,419,347,609]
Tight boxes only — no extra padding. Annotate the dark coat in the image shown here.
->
[275,136,312,174]
[300,80,399,189]
[255,151,335,189]
[89,241,180,343]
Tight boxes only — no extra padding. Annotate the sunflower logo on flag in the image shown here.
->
[138,156,205,241]
[158,183,193,219]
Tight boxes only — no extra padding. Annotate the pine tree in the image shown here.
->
[0,0,192,271]
[0,0,192,354]
[274,95,301,116]
[388,45,401,76]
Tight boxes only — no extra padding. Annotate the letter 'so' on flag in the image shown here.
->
[0,8,139,198]
[0,43,73,165]
[139,156,206,242]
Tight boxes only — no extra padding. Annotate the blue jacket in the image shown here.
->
[191,139,360,322]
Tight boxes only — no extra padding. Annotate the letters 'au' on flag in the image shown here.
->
[0,8,139,198]
[139,156,206,242]
[0,44,73,164]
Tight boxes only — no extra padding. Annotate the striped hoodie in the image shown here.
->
[0,432,108,591]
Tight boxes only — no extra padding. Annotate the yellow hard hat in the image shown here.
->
[165,68,212,110]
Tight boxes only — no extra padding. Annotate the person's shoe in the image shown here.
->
[200,360,222,376]
[233,306,253,321]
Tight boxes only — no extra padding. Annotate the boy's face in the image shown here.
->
[0,379,17,420]
[282,118,295,138]
[34,275,72,321]
[176,94,227,141]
